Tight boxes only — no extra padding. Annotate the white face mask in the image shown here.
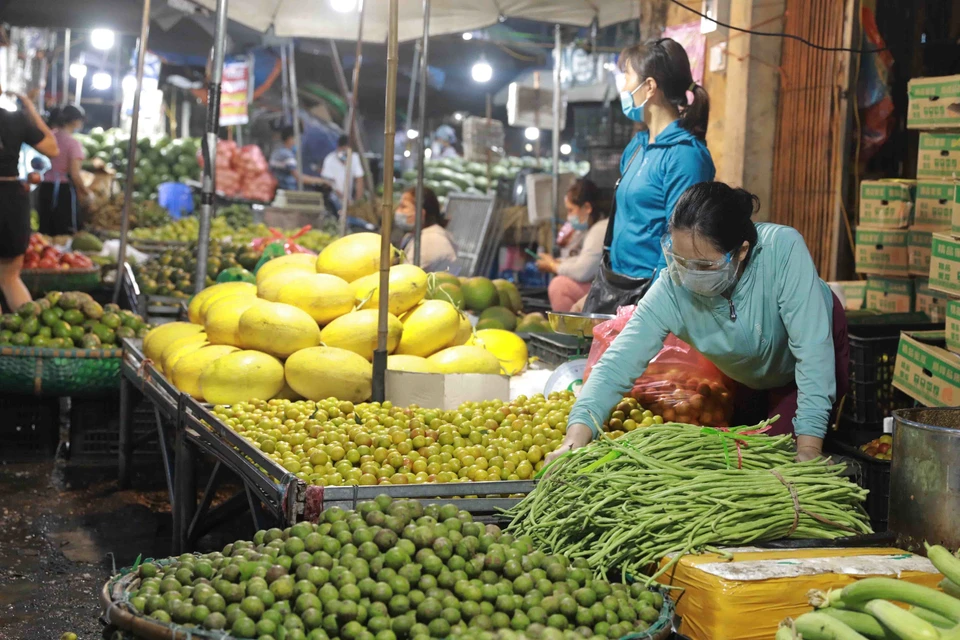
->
[394,211,413,230]
[668,259,740,297]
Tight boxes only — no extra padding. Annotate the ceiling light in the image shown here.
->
[462,33,473,41]
[406,129,419,139]
[471,57,493,84]
[560,143,572,155]
[91,72,113,91]
[69,63,88,80]
[90,29,115,50]
[524,127,539,141]
[330,0,357,12]
[524,143,533,152]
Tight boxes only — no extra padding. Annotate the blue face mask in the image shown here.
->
[619,80,650,122]
[568,216,589,232]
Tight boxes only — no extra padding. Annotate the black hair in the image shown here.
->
[619,38,709,139]
[280,125,295,142]
[670,182,759,254]
[404,186,445,228]
[565,178,605,226]
[47,104,85,128]
[337,134,350,148]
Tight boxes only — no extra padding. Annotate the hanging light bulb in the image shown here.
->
[524,127,540,141]
[407,129,419,139]
[91,71,113,91]
[560,143,572,155]
[471,56,493,83]
[69,63,88,80]
[330,0,357,12]
[90,29,115,50]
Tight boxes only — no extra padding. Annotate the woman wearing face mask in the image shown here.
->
[395,186,458,273]
[576,38,715,313]
[37,105,91,236]
[536,179,607,312]
[549,182,849,463]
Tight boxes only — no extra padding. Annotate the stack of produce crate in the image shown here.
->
[892,74,960,408]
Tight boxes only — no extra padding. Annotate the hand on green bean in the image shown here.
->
[796,435,824,462]
[544,422,594,465]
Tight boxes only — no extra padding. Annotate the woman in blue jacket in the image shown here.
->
[611,38,716,278]
[552,183,849,462]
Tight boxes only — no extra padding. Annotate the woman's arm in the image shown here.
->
[556,221,606,282]
[548,278,677,461]
[776,228,836,458]
[68,158,91,199]
[18,95,58,158]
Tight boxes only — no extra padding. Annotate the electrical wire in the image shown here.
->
[666,0,887,54]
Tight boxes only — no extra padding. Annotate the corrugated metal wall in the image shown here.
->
[770,0,855,279]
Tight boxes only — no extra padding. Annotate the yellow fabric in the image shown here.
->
[655,547,943,640]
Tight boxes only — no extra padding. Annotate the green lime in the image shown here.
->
[204,612,227,630]
[231,615,256,638]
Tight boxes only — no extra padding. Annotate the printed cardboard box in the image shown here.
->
[908,75,960,130]
[865,277,914,314]
[915,279,948,322]
[828,281,866,311]
[858,180,915,228]
[915,181,959,233]
[928,233,960,296]
[908,228,933,276]
[893,331,960,407]
[947,300,960,355]
[917,132,960,180]
[854,227,909,276]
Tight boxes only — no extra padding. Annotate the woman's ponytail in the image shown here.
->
[681,83,710,139]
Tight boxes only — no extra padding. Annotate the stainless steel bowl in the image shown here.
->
[547,312,615,337]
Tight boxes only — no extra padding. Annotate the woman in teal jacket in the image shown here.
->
[610,38,716,279]
[553,182,849,462]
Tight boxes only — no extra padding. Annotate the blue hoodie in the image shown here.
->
[611,121,715,278]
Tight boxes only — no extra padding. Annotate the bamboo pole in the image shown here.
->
[413,0,432,266]
[112,0,151,304]
[194,0,229,293]
[340,0,367,238]
[551,24,561,257]
[372,0,400,403]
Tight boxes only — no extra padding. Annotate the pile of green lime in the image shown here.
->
[126,497,665,640]
[0,291,149,348]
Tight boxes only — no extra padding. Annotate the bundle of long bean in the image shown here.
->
[505,424,871,584]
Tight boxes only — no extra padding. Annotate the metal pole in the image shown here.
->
[372,0,399,403]
[330,39,376,198]
[339,0,367,237]
[181,95,191,138]
[61,29,71,107]
[404,38,421,136]
[37,54,47,111]
[412,0,431,266]
[195,0,229,294]
[279,44,290,125]
[288,42,304,191]
[113,39,122,128]
[112,2,151,304]
[551,24,561,257]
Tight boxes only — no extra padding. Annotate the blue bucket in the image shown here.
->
[157,182,195,219]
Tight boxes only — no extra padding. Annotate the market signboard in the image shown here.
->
[220,56,252,127]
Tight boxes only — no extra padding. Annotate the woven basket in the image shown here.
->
[20,267,102,295]
[0,345,123,397]
[101,560,675,640]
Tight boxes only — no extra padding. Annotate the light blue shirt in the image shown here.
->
[570,223,836,439]
[611,121,715,278]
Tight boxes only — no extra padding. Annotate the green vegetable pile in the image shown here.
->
[780,544,960,640]
[119,498,667,639]
[0,292,149,348]
[129,218,335,254]
[133,242,261,296]
[505,422,871,583]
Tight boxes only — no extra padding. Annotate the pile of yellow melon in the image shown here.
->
[141,233,528,405]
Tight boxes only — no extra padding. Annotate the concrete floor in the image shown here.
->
[0,460,173,640]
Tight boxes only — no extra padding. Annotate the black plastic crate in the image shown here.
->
[572,103,635,150]
[843,321,939,424]
[587,146,624,190]
[832,441,891,532]
[528,333,591,367]
[68,396,159,462]
[0,395,60,458]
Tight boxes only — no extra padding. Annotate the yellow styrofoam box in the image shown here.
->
[657,547,942,640]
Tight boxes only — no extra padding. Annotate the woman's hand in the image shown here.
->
[544,423,594,466]
[536,253,558,274]
[570,295,588,313]
[796,435,824,462]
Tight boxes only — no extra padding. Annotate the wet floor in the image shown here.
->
[0,459,173,640]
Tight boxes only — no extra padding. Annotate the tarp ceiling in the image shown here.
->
[187,0,644,41]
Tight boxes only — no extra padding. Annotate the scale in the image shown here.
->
[541,312,613,396]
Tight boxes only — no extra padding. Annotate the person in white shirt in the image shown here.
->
[395,186,459,273]
[320,135,365,212]
[430,125,460,160]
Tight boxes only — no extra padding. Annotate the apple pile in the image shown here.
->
[859,435,892,461]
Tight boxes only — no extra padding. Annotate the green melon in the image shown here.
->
[428,283,465,311]
[478,306,518,331]
[475,318,505,331]
[432,272,461,289]
[493,279,523,314]
[461,277,499,313]
[516,319,550,333]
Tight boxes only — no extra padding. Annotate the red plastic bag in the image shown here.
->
[249,226,317,255]
[630,335,736,428]
[583,305,635,382]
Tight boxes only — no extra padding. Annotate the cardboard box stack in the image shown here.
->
[854,181,916,315]
[892,75,960,406]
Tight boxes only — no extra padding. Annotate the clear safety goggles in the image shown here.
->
[660,234,733,271]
